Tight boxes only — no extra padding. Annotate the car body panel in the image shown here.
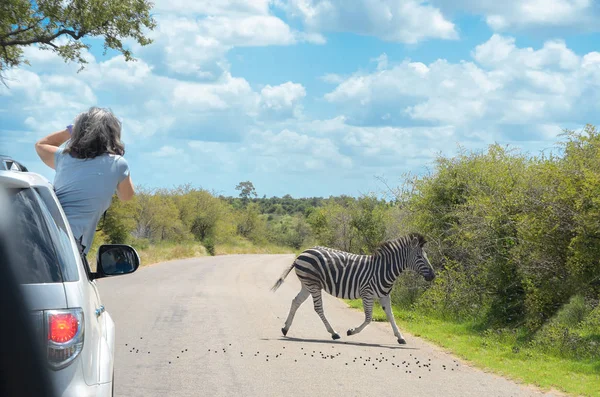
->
[2,166,121,397]
[63,280,103,387]
[20,284,68,311]
[99,312,116,384]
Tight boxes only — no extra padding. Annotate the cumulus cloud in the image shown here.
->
[258,81,307,119]
[431,0,599,31]
[280,0,457,43]
[152,145,185,157]
[153,0,273,15]
[136,1,323,79]
[324,34,600,140]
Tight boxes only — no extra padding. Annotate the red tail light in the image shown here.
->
[48,313,79,343]
[45,309,84,370]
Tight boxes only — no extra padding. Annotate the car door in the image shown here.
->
[36,186,107,386]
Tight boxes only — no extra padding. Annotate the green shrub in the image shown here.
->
[530,295,600,359]
[203,237,215,256]
[390,271,429,309]
[414,261,487,322]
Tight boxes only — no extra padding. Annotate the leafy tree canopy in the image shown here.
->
[0,0,156,77]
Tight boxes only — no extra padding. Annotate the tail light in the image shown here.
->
[45,308,84,370]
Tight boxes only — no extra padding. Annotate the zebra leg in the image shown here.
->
[379,295,406,344]
[281,286,310,336]
[311,290,341,340]
[347,296,374,336]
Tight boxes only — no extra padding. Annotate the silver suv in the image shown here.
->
[1,155,140,397]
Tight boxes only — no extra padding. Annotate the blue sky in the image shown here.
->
[2,0,600,198]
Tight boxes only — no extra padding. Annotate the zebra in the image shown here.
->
[270,233,435,344]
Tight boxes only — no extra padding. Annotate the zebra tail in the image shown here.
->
[270,263,295,292]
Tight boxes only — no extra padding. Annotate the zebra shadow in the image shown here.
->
[261,337,420,350]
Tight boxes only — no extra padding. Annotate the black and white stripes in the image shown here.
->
[271,233,435,344]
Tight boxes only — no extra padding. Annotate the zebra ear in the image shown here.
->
[411,236,420,248]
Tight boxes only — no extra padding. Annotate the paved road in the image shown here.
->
[98,254,561,397]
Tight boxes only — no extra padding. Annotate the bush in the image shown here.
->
[203,237,215,256]
[414,261,488,322]
[390,271,429,310]
[554,295,590,327]
[530,295,600,359]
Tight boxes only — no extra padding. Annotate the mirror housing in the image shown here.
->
[94,244,140,279]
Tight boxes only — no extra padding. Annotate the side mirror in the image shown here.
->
[95,244,140,278]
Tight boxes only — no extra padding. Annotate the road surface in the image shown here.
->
[98,254,561,397]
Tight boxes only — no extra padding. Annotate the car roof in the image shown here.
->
[0,157,52,190]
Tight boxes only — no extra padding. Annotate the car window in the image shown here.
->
[34,188,79,281]
[7,188,79,283]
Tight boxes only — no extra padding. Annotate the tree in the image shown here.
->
[235,181,257,204]
[0,0,156,78]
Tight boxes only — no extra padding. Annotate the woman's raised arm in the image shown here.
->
[34,128,71,169]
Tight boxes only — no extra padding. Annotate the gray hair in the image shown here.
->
[64,107,125,159]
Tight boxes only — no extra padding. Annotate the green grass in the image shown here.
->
[215,236,296,255]
[345,299,600,397]
[88,235,296,269]
[88,241,209,270]
[137,242,208,265]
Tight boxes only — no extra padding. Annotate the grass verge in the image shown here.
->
[345,299,600,397]
[87,241,208,270]
[215,237,295,255]
[137,242,208,265]
[88,236,296,268]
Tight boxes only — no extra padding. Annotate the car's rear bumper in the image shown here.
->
[58,380,112,397]
[52,359,112,397]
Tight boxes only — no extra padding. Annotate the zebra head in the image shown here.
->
[408,234,435,282]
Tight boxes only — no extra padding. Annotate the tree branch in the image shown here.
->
[1,17,46,39]
[0,28,87,47]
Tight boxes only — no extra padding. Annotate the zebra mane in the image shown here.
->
[373,233,427,257]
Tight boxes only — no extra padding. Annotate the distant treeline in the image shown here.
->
[97,125,600,361]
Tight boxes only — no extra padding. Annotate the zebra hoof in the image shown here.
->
[347,329,354,336]
[332,333,341,340]
[398,338,407,345]
[281,328,288,336]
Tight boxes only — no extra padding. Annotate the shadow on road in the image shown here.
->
[260,336,420,350]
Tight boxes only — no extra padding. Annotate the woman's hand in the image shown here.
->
[34,128,71,169]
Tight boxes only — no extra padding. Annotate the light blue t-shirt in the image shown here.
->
[53,147,130,254]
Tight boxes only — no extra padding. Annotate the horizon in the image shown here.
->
[2,1,600,198]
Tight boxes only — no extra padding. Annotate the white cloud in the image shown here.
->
[152,145,184,157]
[153,0,273,16]
[260,82,306,110]
[324,34,600,133]
[172,72,258,112]
[320,73,345,84]
[0,44,267,144]
[281,0,457,43]
[249,128,352,171]
[431,0,598,31]
[472,34,580,70]
[138,4,320,79]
